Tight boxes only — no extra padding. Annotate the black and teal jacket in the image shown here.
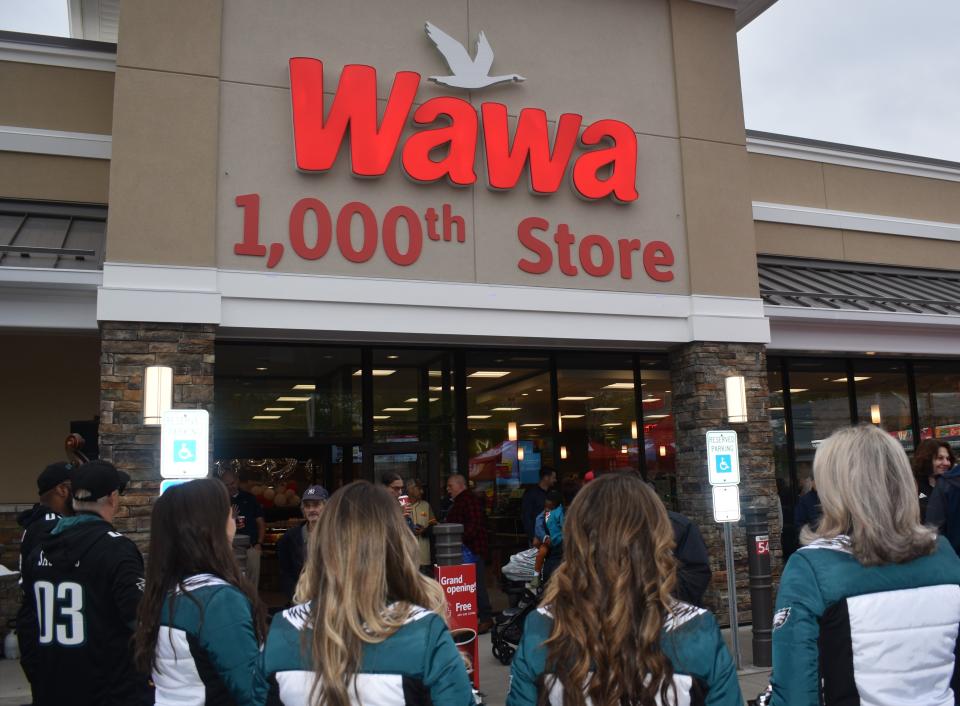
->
[261,601,474,705]
[153,574,268,706]
[770,535,960,706]
[507,602,743,706]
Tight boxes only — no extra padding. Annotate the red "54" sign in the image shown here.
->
[755,535,770,554]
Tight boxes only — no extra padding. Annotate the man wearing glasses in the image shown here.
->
[20,461,149,706]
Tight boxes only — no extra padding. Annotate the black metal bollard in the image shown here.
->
[433,523,464,567]
[745,506,773,668]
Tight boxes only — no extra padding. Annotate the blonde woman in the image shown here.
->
[507,473,742,706]
[765,425,960,706]
[261,480,474,705]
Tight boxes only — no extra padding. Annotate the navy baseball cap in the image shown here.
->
[37,462,75,495]
[302,485,329,502]
[72,461,130,501]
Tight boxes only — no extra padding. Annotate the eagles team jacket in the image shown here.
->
[506,602,743,706]
[20,512,149,706]
[261,602,475,705]
[154,574,268,706]
[770,534,960,706]
[15,503,61,687]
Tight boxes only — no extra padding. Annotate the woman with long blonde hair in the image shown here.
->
[507,472,742,706]
[763,425,960,706]
[261,480,474,705]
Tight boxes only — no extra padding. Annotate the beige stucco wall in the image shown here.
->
[0,333,101,503]
[0,152,110,203]
[0,60,114,134]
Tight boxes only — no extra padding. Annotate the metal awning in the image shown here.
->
[0,200,107,270]
[759,256,960,316]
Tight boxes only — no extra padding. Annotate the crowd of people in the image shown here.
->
[10,424,960,705]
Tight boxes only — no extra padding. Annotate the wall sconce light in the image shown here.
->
[507,421,518,441]
[631,420,638,439]
[659,445,667,457]
[870,404,882,425]
[144,365,173,425]
[517,445,525,461]
[725,375,748,424]
[560,445,568,460]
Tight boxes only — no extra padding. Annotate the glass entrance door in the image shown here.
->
[372,443,441,509]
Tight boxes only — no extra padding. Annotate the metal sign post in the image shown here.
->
[708,430,742,670]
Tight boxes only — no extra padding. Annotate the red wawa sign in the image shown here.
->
[231,58,675,282]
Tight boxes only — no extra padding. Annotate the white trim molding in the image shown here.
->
[0,37,115,72]
[746,134,960,183]
[0,267,102,330]
[96,262,771,346]
[0,125,111,160]
[753,201,960,243]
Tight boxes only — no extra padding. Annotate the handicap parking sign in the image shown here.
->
[174,440,197,463]
[715,454,732,474]
[706,430,740,486]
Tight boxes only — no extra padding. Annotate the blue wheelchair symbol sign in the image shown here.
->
[715,454,732,474]
[174,440,197,463]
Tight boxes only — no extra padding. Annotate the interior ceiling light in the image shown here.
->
[603,382,634,390]
[276,396,312,402]
[429,386,443,391]
[645,414,669,420]
[292,384,316,390]
[256,367,268,371]
[642,398,662,403]
[372,415,391,420]
[263,407,294,412]
[559,396,594,401]
[428,370,442,377]
[769,406,785,411]
[252,415,281,420]
[536,388,543,392]
[492,407,521,411]
[591,407,620,412]
[521,423,544,427]
[507,422,518,441]
[560,414,584,419]
[386,355,399,359]
[468,371,511,378]
[467,414,492,419]
[382,407,413,412]
[352,369,396,377]
[601,422,622,427]
[631,420,638,439]
[832,377,871,383]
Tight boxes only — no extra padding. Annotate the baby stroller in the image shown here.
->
[491,582,542,665]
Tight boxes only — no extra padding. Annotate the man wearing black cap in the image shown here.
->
[20,460,150,706]
[15,462,75,703]
[277,484,328,603]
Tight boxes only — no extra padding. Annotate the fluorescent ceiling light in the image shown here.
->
[372,415,391,420]
[386,355,399,359]
[263,407,294,412]
[769,406,784,411]
[601,422,622,427]
[468,371,511,378]
[404,397,439,403]
[429,386,443,391]
[559,396,594,401]
[429,370,442,377]
[467,414,492,419]
[591,407,620,412]
[521,423,544,427]
[560,414,584,419]
[603,382,634,390]
[645,414,669,420]
[255,367,267,371]
[276,396,312,402]
[832,377,871,383]
[352,369,396,377]
[492,407,521,411]
[252,415,281,420]
[382,407,413,412]
[292,384,316,391]
[642,398,662,403]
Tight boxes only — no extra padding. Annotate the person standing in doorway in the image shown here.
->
[276,484,328,604]
[445,473,493,633]
[406,478,437,572]
[521,467,556,544]
[913,439,955,522]
[218,469,265,588]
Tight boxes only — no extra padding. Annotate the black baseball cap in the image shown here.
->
[72,461,130,501]
[37,462,75,496]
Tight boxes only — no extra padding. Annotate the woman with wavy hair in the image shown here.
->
[913,438,956,522]
[507,472,742,706]
[133,478,268,706]
[762,425,960,706]
[261,480,474,705]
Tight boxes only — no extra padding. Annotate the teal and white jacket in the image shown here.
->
[770,535,960,706]
[507,602,743,706]
[154,574,268,706]
[261,601,474,705]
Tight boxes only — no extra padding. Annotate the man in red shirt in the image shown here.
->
[445,474,493,633]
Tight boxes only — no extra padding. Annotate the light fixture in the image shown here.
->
[292,384,316,391]
[558,413,563,432]
[467,414,492,419]
[492,407,522,412]
[769,406,784,411]
[352,369,396,377]
[603,382,634,390]
[521,423,544,427]
[507,422,518,441]
[536,388,543,392]
[428,370,442,377]
[831,377,870,383]
[276,396,312,402]
[560,414,584,419]
[382,407,414,412]
[521,392,529,396]
[601,422,622,427]
[468,371,511,378]
[725,375,748,424]
[620,444,628,454]
[517,446,525,461]
[255,367,268,371]
[870,404,882,425]
[592,407,620,412]
[659,445,667,457]
[642,398,662,403]
[645,414,669,420]
[263,407,294,412]
[386,354,399,359]
[631,421,639,439]
[252,415,281,420]
[560,445,568,460]
[429,386,444,392]
[865,351,876,356]
[559,396,594,401]
[372,415,391,420]
[143,365,173,425]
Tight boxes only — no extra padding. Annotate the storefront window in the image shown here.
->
[638,360,675,508]
[370,349,454,445]
[915,361,960,455]
[853,359,914,451]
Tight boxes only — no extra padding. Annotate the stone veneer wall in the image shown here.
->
[99,322,215,553]
[668,341,778,625]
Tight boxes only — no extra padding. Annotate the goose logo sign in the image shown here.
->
[425,22,524,90]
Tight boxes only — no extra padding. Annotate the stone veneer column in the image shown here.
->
[99,322,215,553]
[668,341,778,625]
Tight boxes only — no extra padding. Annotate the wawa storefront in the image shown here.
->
[5,0,960,619]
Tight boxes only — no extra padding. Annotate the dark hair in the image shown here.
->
[540,466,557,480]
[380,471,403,486]
[133,478,267,673]
[546,490,564,506]
[913,439,955,483]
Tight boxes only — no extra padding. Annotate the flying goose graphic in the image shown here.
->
[425,21,525,90]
